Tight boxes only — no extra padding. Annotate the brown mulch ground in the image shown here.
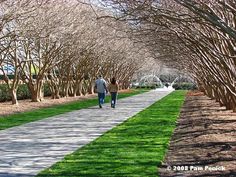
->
[186,90,205,96]
[159,91,236,177]
[0,89,131,117]
[0,94,96,117]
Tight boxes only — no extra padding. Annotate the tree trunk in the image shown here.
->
[55,88,60,99]
[81,84,86,95]
[65,82,70,97]
[39,83,44,101]
[88,82,94,94]
[31,91,41,102]
[76,81,83,96]
[233,103,236,112]
[50,86,55,99]
[11,88,18,105]
[28,83,42,102]
[232,96,236,112]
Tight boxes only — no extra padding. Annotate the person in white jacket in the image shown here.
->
[95,75,108,108]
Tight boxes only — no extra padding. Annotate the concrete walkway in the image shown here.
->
[0,90,172,177]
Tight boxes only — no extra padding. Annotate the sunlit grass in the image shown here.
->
[37,90,186,177]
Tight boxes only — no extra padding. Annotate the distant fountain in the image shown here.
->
[155,76,179,91]
[139,75,163,87]
[170,76,179,87]
[136,74,181,91]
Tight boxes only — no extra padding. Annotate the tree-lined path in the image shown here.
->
[0,90,172,177]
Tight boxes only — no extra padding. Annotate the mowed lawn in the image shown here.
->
[0,89,148,130]
[37,90,186,177]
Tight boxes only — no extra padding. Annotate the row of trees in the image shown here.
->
[0,0,152,104]
[100,0,236,112]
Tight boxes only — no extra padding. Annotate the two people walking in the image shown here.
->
[95,75,119,108]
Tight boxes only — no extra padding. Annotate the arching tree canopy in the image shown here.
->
[0,0,235,112]
[99,0,236,111]
[0,0,153,104]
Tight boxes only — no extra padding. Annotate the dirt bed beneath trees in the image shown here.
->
[159,91,236,177]
[0,89,132,117]
[0,94,96,117]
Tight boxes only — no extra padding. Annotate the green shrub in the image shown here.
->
[149,85,157,89]
[44,84,52,97]
[140,85,147,89]
[172,82,197,90]
[0,83,52,102]
[156,83,162,88]
[17,84,31,100]
[0,85,11,102]
[134,85,156,89]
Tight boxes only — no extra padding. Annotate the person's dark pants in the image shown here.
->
[111,92,117,107]
[98,92,105,106]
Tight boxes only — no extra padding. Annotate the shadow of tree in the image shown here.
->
[158,95,236,177]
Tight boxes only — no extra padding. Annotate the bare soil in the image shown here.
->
[159,91,236,177]
[0,94,96,117]
[0,89,131,117]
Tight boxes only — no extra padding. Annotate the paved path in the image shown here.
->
[0,90,172,177]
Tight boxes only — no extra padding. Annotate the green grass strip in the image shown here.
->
[0,89,148,130]
[37,90,186,177]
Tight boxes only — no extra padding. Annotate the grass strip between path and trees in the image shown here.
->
[0,89,148,130]
[37,90,186,177]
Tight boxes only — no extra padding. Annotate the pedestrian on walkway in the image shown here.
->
[108,77,119,108]
[95,75,108,108]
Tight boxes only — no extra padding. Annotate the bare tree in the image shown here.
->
[99,0,236,111]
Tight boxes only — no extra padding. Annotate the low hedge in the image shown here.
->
[17,84,31,100]
[134,83,163,89]
[0,85,11,102]
[0,84,52,102]
[135,85,157,89]
[172,82,197,90]
[44,84,52,97]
